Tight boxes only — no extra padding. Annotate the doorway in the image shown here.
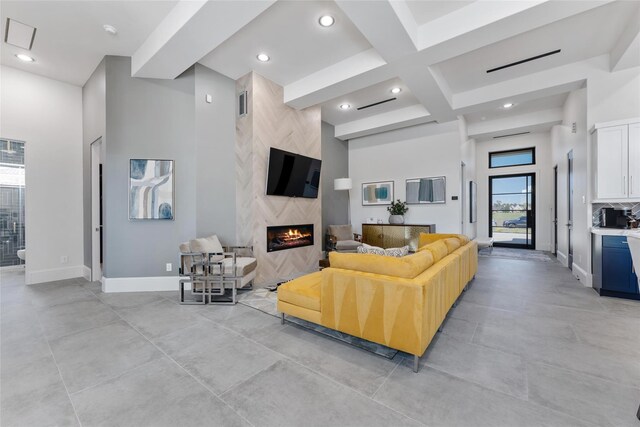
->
[567,150,574,269]
[461,161,466,235]
[0,139,25,268]
[489,173,536,249]
[91,138,103,282]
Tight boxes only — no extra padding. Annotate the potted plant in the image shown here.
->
[387,199,408,224]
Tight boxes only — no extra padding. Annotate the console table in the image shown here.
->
[362,224,436,251]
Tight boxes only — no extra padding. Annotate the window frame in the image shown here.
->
[488,147,536,169]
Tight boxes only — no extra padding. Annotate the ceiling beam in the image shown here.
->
[131,0,275,79]
[467,108,563,140]
[610,6,640,72]
[334,104,432,140]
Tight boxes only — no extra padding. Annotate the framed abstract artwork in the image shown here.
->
[362,181,394,206]
[129,159,174,220]
[406,176,446,204]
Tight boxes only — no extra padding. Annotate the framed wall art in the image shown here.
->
[129,159,174,220]
[362,181,394,206]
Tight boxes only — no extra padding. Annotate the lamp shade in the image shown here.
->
[334,178,352,191]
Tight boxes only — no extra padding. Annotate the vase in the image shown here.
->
[389,215,404,224]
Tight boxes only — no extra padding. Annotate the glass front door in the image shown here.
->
[489,173,535,249]
[0,139,25,267]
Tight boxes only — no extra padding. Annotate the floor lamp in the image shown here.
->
[334,178,352,225]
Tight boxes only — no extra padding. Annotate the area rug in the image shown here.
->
[479,247,556,262]
[237,287,399,359]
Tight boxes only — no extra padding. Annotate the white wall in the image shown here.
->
[0,66,84,284]
[475,132,553,251]
[551,89,588,283]
[349,121,464,235]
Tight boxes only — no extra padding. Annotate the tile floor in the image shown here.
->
[1,255,639,427]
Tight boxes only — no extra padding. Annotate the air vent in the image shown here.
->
[4,18,36,50]
[493,132,530,139]
[356,97,396,111]
[486,49,561,73]
[238,90,247,117]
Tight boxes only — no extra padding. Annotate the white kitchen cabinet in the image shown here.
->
[592,119,640,201]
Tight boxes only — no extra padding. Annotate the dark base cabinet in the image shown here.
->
[592,234,640,300]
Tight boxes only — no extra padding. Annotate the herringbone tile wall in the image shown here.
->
[236,72,322,285]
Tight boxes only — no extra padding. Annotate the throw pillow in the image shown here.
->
[357,243,386,255]
[384,245,409,257]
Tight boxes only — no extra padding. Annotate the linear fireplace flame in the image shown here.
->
[267,224,314,252]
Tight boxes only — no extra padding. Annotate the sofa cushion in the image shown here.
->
[189,235,223,254]
[444,238,461,253]
[420,240,448,262]
[357,244,409,257]
[210,257,257,276]
[179,242,190,253]
[418,233,469,248]
[278,271,322,312]
[329,250,433,279]
[384,245,409,257]
[328,225,353,241]
[336,240,363,252]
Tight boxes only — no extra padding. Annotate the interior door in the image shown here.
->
[568,150,574,269]
[489,173,535,249]
[553,165,558,255]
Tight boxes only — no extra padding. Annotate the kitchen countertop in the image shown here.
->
[591,227,640,236]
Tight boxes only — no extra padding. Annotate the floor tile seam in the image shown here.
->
[441,328,529,361]
[370,358,401,400]
[528,358,640,392]
[32,294,103,313]
[473,339,640,389]
[42,318,124,343]
[32,305,84,427]
[469,322,480,344]
[67,357,161,397]
[97,301,257,427]
[220,355,428,427]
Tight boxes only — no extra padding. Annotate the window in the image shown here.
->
[489,148,535,169]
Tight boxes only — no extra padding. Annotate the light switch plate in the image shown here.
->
[205,94,212,103]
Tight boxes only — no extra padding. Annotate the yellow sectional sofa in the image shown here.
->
[277,233,478,372]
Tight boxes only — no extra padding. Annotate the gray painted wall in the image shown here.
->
[82,59,106,268]
[194,64,237,243]
[103,56,196,278]
[321,121,349,245]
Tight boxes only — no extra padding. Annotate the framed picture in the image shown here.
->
[129,159,174,220]
[469,181,477,223]
[406,176,446,204]
[362,181,394,205]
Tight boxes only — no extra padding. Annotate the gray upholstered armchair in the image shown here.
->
[326,224,362,253]
[178,235,256,305]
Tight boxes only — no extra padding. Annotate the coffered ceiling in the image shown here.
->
[2,0,639,141]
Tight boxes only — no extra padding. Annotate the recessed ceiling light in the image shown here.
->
[256,53,270,62]
[319,15,335,27]
[15,53,34,62]
[339,104,351,110]
[390,87,402,94]
[503,102,514,109]
[103,24,118,35]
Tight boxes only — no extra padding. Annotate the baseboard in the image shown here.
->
[0,265,25,272]
[556,250,568,267]
[26,265,85,285]
[82,266,91,282]
[103,276,180,293]
[571,263,591,287]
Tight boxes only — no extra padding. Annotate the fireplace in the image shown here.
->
[267,224,314,252]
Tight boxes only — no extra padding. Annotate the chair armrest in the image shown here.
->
[353,233,362,242]
[223,245,254,257]
[326,234,337,251]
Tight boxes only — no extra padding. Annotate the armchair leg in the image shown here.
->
[413,355,419,373]
[281,313,285,325]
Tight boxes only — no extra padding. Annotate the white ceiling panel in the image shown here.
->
[0,1,177,86]
[433,1,639,93]
[405,0,476,26]
[464,92,569,124]
[198,0,372,86]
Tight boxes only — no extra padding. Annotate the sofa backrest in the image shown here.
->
[187,235,223,253]
[418,233,470,248]
[329,250,434,279]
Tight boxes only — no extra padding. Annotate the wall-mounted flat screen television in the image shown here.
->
[266,147,321,198]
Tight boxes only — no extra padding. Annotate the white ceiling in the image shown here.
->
[1,0,638,141]
[405,0,476,26]
[0,1,177,86]
[198,0,372,86]
[321,78,420,125]
[434,1,638,93]
[463,92,569,123]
